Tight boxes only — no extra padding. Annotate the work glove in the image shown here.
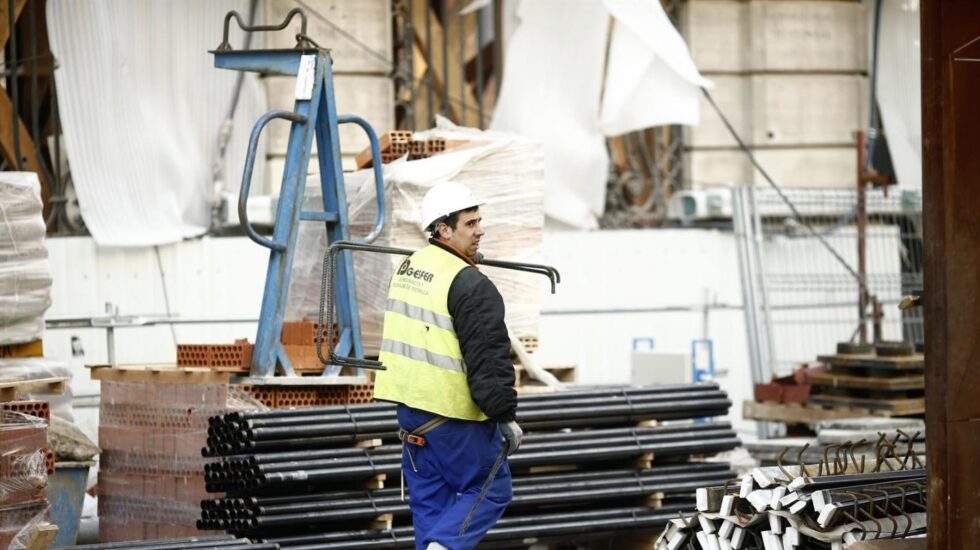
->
[498,420,523,456]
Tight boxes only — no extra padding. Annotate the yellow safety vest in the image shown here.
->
[373,244,489,421]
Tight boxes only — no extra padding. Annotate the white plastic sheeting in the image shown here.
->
[287,118,545,354]
[599,0,713,135]
[491,0,710,229]
[876,0,921,190]
[46,1,267,246]
[0,173,52,345]
[0,359,73,421]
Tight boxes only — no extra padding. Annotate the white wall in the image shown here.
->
[44,237,267,441]
[45,230,762,439]
[535,229,756,434]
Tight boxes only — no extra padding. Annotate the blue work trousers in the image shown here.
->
[397,405,513,550]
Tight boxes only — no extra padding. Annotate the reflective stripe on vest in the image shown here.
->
[373,244,488,421]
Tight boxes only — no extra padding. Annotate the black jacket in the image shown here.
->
[431,239,517,422]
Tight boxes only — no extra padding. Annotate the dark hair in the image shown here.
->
[428,206,479,237]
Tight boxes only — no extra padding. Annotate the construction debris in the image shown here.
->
[46,415,99,463]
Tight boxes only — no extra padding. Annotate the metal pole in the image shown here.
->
[424,3,434,127]
[105,302,116,365]
[732,186,770,439]
[748,186,777,379]
[458,6,466,124]
[857,131,869,343]
[475,5,485,128]
[440,0,449,119]
[492,0,503,100]
[7,0,23,170]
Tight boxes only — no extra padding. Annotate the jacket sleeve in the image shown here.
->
[448,267,517,422]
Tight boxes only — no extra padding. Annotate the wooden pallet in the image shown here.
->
[816,353,924,371]
[809,371,924,391]
[369,513,393,531]
[0,377,68,402]
[743,400,896,424]
[514,363,576,388]
[88,364,235,384]
[89,364,371,387]
[362,473,386,490]
[23,523,58,550]
[807,394,925,415]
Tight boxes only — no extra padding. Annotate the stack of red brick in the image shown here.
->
[98,381,231,541]
[175,339,253,372]
[753,364,826,404]
[240,382,374,408]
[280,319,340,373]
[0,401,51,548]
[176,321,341,374]
[355,131,461,169]
[97,377,376,541]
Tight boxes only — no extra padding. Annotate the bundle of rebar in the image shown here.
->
[53,534,277,550]
[203,383,732,456]
[201,383,739,547]
[658,432,928,550]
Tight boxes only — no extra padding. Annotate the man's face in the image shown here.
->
[438,208,484,258]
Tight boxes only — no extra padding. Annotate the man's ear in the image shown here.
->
[436,223,450,239]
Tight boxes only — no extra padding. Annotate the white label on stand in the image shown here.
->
[295,55,316,100]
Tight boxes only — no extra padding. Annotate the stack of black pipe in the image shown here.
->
[53,535,276,550]
[252,506,693,550]
[200,383,739,548]
[204,384,732,457]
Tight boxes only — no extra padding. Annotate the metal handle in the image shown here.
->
[476,256,562,294]
[216,8,310,51]
[316,241,561,370]
[337,114,386,243]
[239,110,308,251]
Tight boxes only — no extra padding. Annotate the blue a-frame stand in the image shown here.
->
[212,19,385,377]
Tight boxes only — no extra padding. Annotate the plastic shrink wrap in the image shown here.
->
[0,410,51,549]
[0,173,52,345]
[287,120,546,356]
[97,382,266,541]
[0,359,74,422]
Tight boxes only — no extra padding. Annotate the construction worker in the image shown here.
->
[373,181,522,550]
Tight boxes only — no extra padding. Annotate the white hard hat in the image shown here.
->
[420,181,483,231]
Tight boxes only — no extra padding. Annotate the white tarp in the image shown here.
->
[600,0,713,135]
[491,0,710,229]
[876,0,921,190]
[46,1,267,246]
